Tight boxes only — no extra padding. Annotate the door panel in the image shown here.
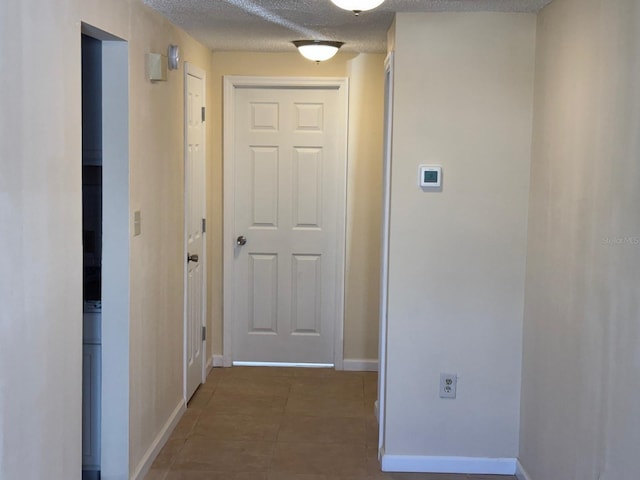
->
[249,253,279,334]
[231,85,344,364]
[291,254,322,335]
[251,147,279,227]
[293,148,323,228]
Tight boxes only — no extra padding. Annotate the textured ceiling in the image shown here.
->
[144,0,553,53]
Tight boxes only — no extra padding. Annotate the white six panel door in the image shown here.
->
[185,68,205,399]
[232,86,343,364]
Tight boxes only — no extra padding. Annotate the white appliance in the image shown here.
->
[82,301,101,472]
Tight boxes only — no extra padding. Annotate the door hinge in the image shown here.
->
[201,106,206,122]
[202,218,206,233]
[202,325,206,341]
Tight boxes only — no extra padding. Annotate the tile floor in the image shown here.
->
[145,367,515,480]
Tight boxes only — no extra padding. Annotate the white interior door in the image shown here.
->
[185,64,206,400]
[225,78,348,366]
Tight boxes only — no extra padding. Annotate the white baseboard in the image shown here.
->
[212,354,225,367]
[234,361,334,368]
[216,356,378,371]
[516,460,533,480]
[343,358,378,372]
[381,455,517,475]
[223,354,233,367]
[130,400,186,480]
[205,355,213,376]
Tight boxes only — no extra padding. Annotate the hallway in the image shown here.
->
[145,367,516,480]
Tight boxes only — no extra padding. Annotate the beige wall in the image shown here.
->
[345,54,385,360]
[520,0,640,479]
[384,12,535,460]
[208,51,385,362]
[1,2,83,478]
[0,0,213,478]
[16,0,640,477]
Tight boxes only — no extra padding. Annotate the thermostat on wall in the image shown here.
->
[419,165,442,188]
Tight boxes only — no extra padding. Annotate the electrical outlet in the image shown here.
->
[440,373,457,399]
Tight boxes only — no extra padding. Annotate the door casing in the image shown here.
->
[377,52,394,460]
[222,76,349,369]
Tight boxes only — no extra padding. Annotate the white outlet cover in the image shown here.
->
[439,373,457,399]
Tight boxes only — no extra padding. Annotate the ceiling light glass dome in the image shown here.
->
[293,40,344,62]
[330,0,385,15]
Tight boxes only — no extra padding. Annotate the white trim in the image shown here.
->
[212,354,225,367]
[233,361,334,368]
[205,354,213,373]
[222,73,233,363]
[130,401,186,480]
[377,50,395,458]
[381,455,517,475]
[331,76,349,372]
[223,75,349,369]
[343,358,378,372]
[99,38,130,480]
[516,459,534,480]
[223,353,233,367]
[183,62,208,402]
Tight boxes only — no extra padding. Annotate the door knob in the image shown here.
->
[236,235,247,246]
[187,253,199,263]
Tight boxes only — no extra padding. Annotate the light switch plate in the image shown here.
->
[134,210,141,236]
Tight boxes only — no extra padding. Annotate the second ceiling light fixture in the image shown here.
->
[330,0,385,15]
[293,0,385,62]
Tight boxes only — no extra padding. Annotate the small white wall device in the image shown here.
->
[419,165,442,188]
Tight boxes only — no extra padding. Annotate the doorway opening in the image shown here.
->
[81,24,130,480]
[81,33,103,480]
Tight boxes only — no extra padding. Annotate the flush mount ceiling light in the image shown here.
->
[330,0,385,15]
[292,40,344,63]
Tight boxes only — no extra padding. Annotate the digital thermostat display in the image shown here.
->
[419,165,442,188]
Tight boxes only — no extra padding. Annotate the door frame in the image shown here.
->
[377,52,394,459]
[222,76,349,369]
[183,62,208,400]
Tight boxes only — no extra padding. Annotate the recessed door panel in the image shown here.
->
[292,147,323,229]
[295,103,323,132]
[291,254,322,335]
[249,254,278,334]
[251,102,279,131]
[251,147,279,228]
